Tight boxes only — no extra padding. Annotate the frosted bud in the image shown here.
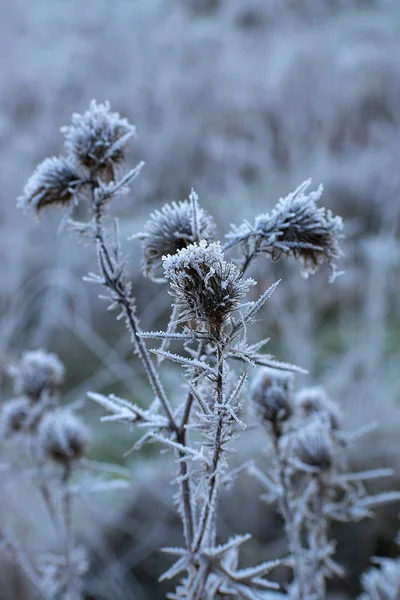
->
[251,368,293,436]
[163,240,255,332]
[294,387,342,430]
[39,410,89,466]
[17,156,79,217]
[61,99,135,173]
[293,424,334,472]
[136,197,215,281]
[9,349,64,402]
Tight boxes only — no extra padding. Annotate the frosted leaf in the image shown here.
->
[17,156,80,217]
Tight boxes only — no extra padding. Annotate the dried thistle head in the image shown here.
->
[292,424,334,472]
[136,196,216,281]
[228,180,344,281]
[251,368,293,437]
[39,410,89,466]
[0,397,31,438]
[9,349,64,402]
[163,240,255,333]
[17,156,80,217]
[294,386,342,431]
[61,99,135,172]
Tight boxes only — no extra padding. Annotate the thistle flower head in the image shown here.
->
[61,99,135,171]
[251,367,293,436]
[228,180,344,281]
[9,349,65,401]
[0,397,31,438]
[163,240,255,332]
[39,410,89,466]
[17,156,79,217]
[293,424,334,472]
[294,387,342,430]
[137,195,216,281]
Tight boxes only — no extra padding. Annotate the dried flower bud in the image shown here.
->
[39,410,89,466]
[0,397,31,438]
[17,156,80,217]
[61,99,135,171]
[295,387,342,430]
[136,197,215,281]
[163,240,255,332]
[227,180,344,282]
[8,349,64,402]
[293,425,334,472]
[251,368,293,436]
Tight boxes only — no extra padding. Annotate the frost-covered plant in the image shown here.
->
[17,100,350,598]
[0,349,90,599]
[250,374,400,600]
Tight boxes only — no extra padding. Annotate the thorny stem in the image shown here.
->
[192,343,225,556]
[91,183,197,550]
[92,193,178,435]
[308,477,330,600]
[272,436,308,600]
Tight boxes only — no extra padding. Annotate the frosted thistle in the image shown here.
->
[39,410,89,467]
[17,156,80,217]
[163,240,255,333]
[61,99,135,174]
[0,397,31,438]
[136,196,216,281]
[293,424,334,472]
[9,349,65,402]
[227,180,344,281]
[294,386,342,431]
[251,367,293,437]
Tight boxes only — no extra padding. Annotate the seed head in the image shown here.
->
[251,368,293,436]
[0,397,31,438]
[17,156,79,217]
[295,387,342,430]
[39,410,89,466]
[293,424,334,472]
[61,99,135,171]
[137,197,215,281]
[9,349,65,402]
[163,240,255,332]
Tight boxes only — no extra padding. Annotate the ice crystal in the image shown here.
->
[359,556,400,600]
[17,156,79,217]
[136,196,216,281]
[163,240,255,332]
